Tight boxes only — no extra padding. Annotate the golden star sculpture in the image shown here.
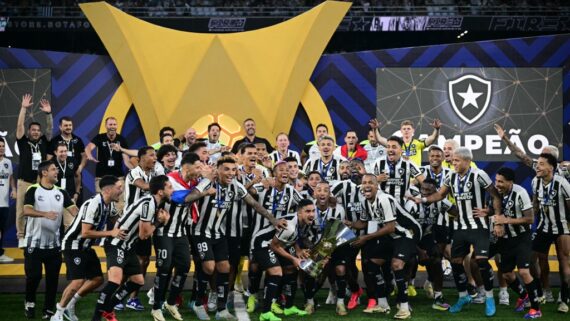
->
[80,1,350,143]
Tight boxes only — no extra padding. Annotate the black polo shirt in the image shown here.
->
[231,136,274,154]
[91,133,129,178]
[17,135,49,183]
[55,158,76,197]
[49,134,85,170]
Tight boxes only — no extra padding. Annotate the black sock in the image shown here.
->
[167,271,188,306]
[217,272,229,312]
[153,273,170,310]
[451,263,468,293]
[248,269,261,295]
[336,274,347,302]
[381,263,393,289]
[508,277,527,298]
[110,281,141,309]
[283,272,298,308]
[363,260,380,300]
[304,276,319,300]
[263,275,281,313]
[526,279,540,310]
[561,280,569,303]
[347,260,360,292]
[477,259,495,292]
[25,276,41,304]
[94,281,119,317]
[394,269,408,304]
[195,272,211,307]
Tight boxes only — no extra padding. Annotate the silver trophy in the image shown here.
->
[300,220,357,278]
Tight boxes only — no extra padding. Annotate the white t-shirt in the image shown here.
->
[0,158,13,207]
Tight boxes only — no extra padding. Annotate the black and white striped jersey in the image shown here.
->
[124,166,157,208]
[360,192,422,241]
[191,180,248,239]
[302,156,344,183]
[532,175,570,235]
[500,184,533,238]
[62,194,116,250]
[106,195,156,250]
[405,197,453,236]
[443,168,493,231]
[269,149,301,165]
[251,214,300,251]
[372,158,422,204]
[157,172,194,238]
[420,166,451,189]
[249,183,302,237]
[331,180,365,224]
[303,203,346,247]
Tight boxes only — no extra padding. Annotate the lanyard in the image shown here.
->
[387,160,397,176]
[456,168,471,195]
[541,178,555,204]
[502,188,514,214]
[272,188,285,214]
[216,183,225,210]
[96,195,110,231]
[347,149,356,159]
[57,159,67,174]
[107,140,114,157]
[316,207,328,231]
[429,168,443,187]
[319,159,332,178]
[29,141,40,154]
[403,141,412,157]
[64,138,73,153]
[277,150,288,162]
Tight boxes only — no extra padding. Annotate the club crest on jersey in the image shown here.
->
[398,168,405,175]
[465,182,473,190]
[74,257,81,265]
[69,163,75,170]
[55,194,61,201]
[28,247,34,254]
[507,200,514,208]
[117,256,124,264]
[3,163,7,169]
[269,255,277,264]
[227,191,235,199]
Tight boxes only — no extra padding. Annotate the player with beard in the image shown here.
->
[333,130,368,161]
[531,153,570,313]
[409,178,457,311]
[310,182,348,315]
[368,118,441,166]
[349,174,422,320]
[332,160,366,310]
[52,176,124,321]
[231,118,273,154]
[93,175,172,321]
[302,124,330,163]
[252,199,317,321]
[487,167,542,319]
[303,135,344,184]
[372,136,424,205]
[301,171,322,201]
[246,161,302,314]
[361,129,386,173]
[187,142,210,164]
[413,147,503,317]
[186,157,286,320]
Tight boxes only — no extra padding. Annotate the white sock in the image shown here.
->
[307,298,315,305]
[499,287,508,294]
[337,298,344,305]
[67,293,82,310]
[54,304,64,317]
[410,279,415,287]
[459,291,468,297]
[400,302,409,310]
[486,290,494,298]
[434,291,443,299]
[378,297,388,307]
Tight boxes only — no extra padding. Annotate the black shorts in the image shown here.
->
[105,245,141,276]
[250,247,296,271]
[451,229,490,259]
[433,224,452,245]
[418,233,441,258]
[331,244,359,266]
[499,232,532,272]
[362,236,417,262]
[64,248,103,280]
[532,231,567,254]
[228,237,242,268]
[135,238,152,257]
[153,236,191,274]
[192,236,229,262]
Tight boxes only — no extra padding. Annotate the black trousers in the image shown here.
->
[24,247,62,312]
